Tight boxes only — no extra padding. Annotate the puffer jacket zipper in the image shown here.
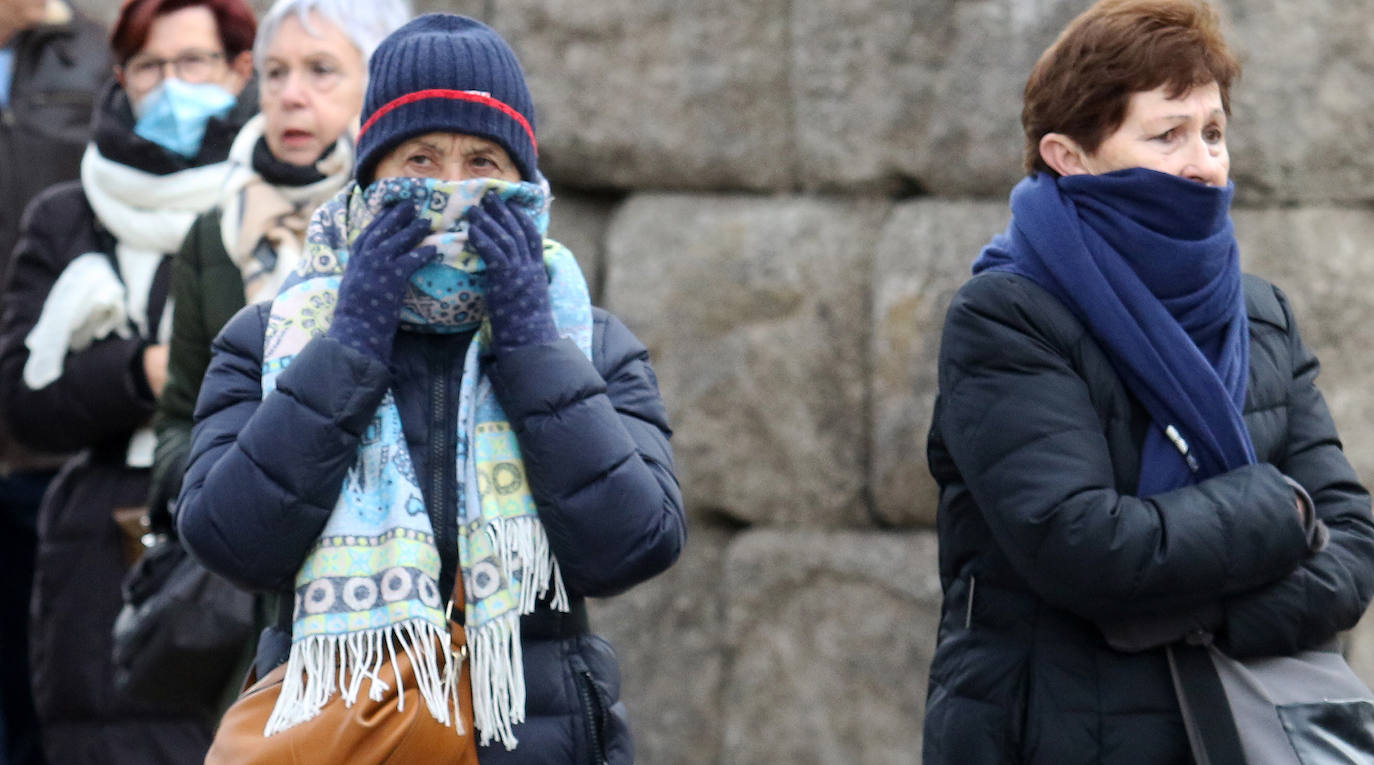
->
[427,341,457,600]
[576,670,609,765]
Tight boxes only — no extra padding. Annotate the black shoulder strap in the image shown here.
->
[145,254,172,341]
[1168,643,1247,765]
[95,234,174,342]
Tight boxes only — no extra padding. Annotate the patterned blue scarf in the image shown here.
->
[262,176,592,749]
[973,168,1254,493]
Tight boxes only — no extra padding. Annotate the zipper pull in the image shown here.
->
[1165,425,1200,473]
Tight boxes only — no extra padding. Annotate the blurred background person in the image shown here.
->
[0,1,107,762]
[0,0,257,761]
[0,0,107,266]
[144,0,411,720]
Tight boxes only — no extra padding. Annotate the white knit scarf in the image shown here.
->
[22,143,230,466]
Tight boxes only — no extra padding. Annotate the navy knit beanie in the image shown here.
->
[355,14,537,185]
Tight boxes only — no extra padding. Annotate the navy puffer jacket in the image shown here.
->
[178,301,685,764]
[924,272,1374,764]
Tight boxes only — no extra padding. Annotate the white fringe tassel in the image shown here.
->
[469,612,522,749]
[466,516,569,750]
[264,516,568,750]
[264,619,465,737]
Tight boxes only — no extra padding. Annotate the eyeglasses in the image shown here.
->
[122,50,226,90]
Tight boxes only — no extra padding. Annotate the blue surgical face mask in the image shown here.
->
[133,78,236,158]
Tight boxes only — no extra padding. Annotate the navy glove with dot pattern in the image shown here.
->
[466,192,558,355]
[327,202,436,363]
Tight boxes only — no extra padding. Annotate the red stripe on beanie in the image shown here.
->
[357,88,538,154]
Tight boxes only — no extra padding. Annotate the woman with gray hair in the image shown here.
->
[149,0,411,529]
[137,0,411,720]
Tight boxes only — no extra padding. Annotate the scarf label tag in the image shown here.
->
[1165,425,1201,473]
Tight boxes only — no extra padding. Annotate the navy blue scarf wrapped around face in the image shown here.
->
[973,168,1255,495]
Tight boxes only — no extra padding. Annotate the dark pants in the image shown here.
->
[0,471,54,765]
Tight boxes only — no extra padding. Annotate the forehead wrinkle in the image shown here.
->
[453,135,500,155]
[268,42,344,62]
[402,138,444,154]
[394,134,505,161]
[1143,107,1227,125]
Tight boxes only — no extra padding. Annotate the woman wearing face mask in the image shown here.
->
[922,1,1374,763]
[177,14,685,763]
[0,0,256,762]
[141,0,411,715]
[151,0,413,513]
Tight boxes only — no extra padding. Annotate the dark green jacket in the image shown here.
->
[149,210,245,519]
[148,209,261,718]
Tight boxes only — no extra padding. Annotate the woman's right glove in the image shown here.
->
[327,202,435,363]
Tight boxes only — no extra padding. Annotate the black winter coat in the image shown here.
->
[0,180,219,764]
[924,271,1374,764]
[0,2,108,472]
[0,79,257,764]
[178,301,686,764]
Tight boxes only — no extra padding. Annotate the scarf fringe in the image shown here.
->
[469,613,522,749]
[491,515,570,615]
[466,516,569,750]
[264,620,465,738]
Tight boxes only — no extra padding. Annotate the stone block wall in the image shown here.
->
[69,0,1374,761]
[491,3,1374,761]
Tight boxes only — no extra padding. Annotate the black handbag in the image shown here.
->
[112,528,257,713]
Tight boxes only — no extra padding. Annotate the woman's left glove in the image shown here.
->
[466,192,558,354]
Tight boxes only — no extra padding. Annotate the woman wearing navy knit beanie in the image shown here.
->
[179,13,685,764]
[923,1,1374,763]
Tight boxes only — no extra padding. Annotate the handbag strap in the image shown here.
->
[1168,643,1248,765]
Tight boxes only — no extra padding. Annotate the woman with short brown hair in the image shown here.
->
[923,1,1374,762]
[1020,0,1241,177]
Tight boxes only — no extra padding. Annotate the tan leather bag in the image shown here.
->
[206,576,478,765]
[111,506,151,567]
